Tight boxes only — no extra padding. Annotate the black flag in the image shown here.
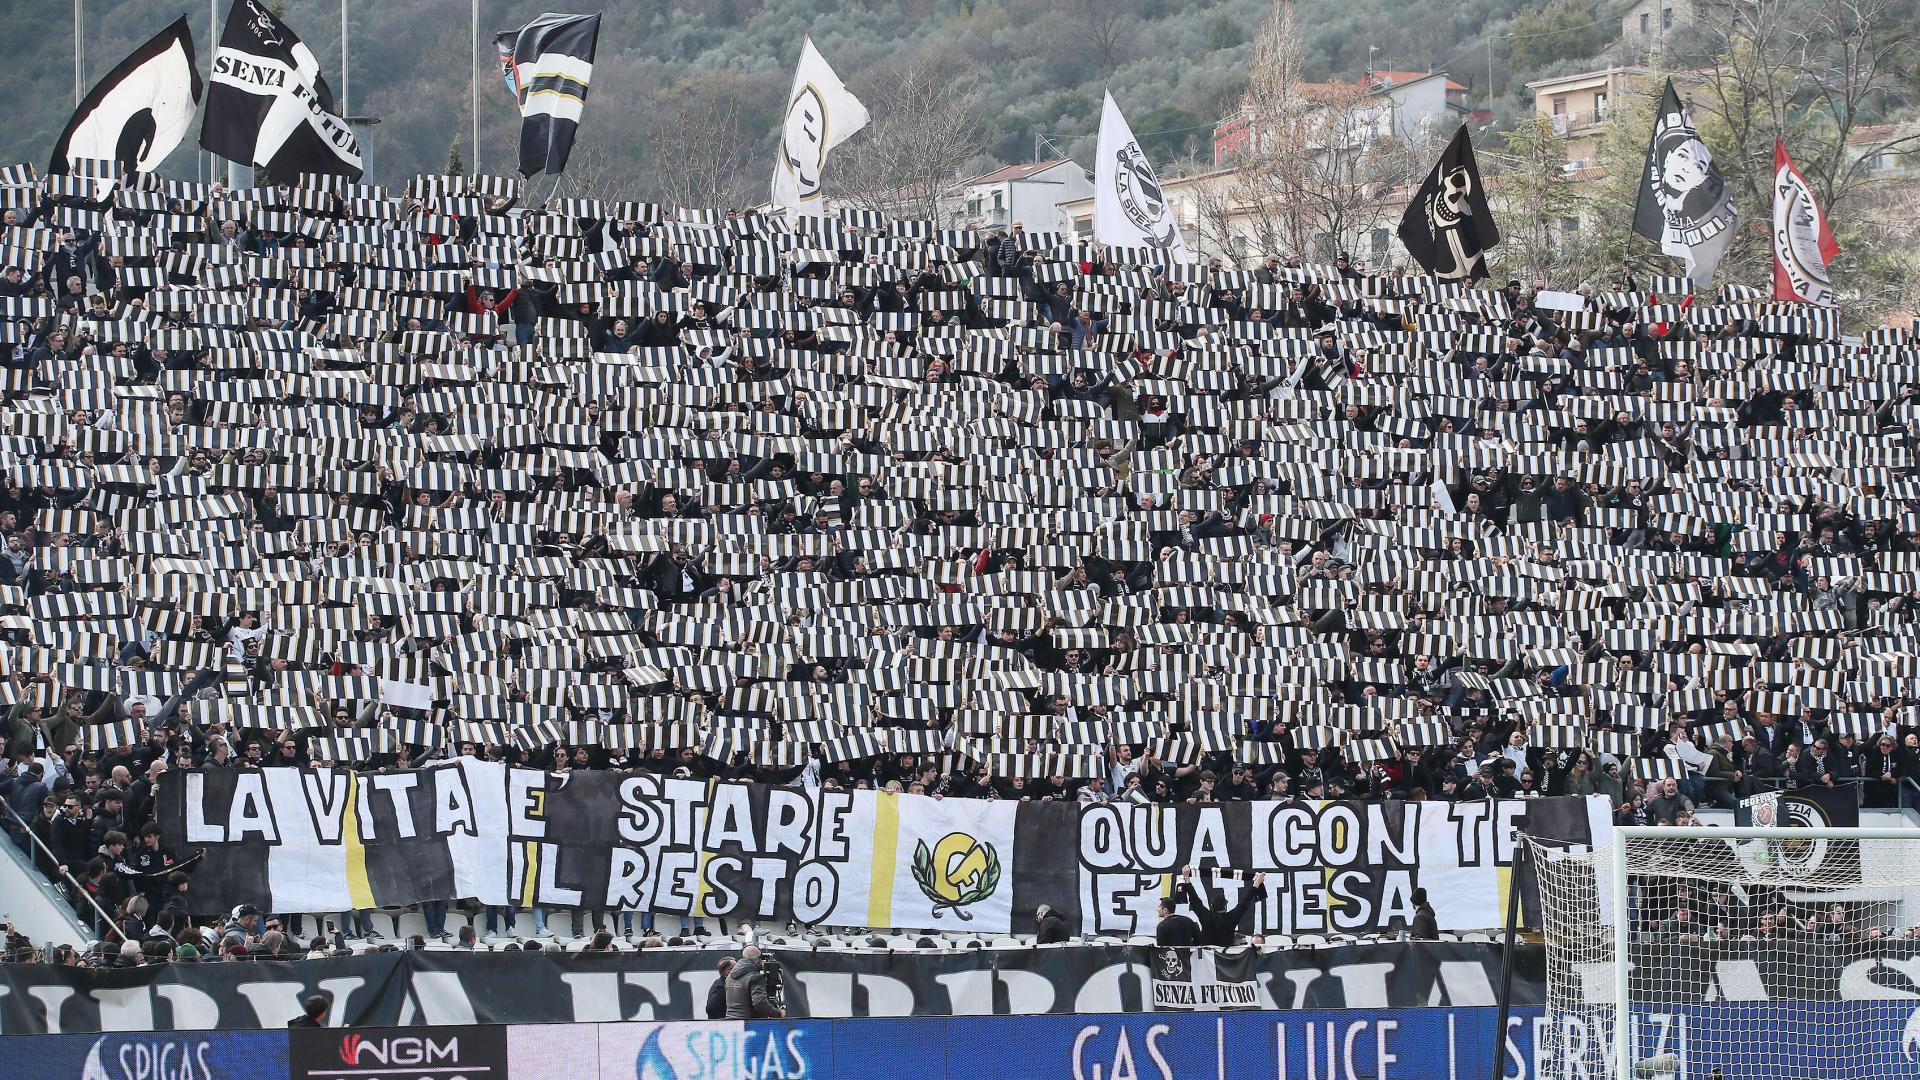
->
[509,12,603,176]
[1632,79,1738,286]
[51,16,202,176]
[200,0,362,179]
[1397,124,1499,282]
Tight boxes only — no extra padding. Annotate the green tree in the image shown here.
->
[445,135,465,177]
[1131,105,1204,164]
[1489,116,1586,285]
[1505,0,1611,76]
[1205,12,1247,49]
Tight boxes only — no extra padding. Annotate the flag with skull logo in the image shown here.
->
[1398,124,1499,282]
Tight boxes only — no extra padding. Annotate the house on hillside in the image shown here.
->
[1525,66,1653,172]
[1212,70,1468,166]
[1619,0,1725,61]
[952,160,1092,234]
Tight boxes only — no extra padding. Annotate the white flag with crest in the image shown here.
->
[771,37,869,218]
[1094,91,1188,259]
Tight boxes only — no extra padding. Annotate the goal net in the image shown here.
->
[1523,825,1920,1080]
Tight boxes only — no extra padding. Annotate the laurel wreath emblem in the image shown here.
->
[912,836,1001,920]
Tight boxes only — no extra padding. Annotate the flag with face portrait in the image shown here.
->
[1771,140,1839,306]
[770,37,869,218]
[1632,80,1738,287]
[50,16,202,175]
[1094,91,1189,259]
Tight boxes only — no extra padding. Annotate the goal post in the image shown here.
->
[1525,824,1920,1080]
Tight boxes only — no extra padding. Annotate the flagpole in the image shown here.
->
[340,0,350,118]
[470,0,480,175]
[72,0,83,105]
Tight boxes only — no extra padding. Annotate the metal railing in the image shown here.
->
[0,799,125,945]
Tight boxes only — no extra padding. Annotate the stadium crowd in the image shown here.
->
[0,163,1918,960]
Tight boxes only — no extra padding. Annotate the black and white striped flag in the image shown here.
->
[200,0,361,179]
[509,11,602,176]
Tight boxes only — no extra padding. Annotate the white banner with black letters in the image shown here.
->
[160,764,1609,937]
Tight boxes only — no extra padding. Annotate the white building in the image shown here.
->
[953,160,1093,234]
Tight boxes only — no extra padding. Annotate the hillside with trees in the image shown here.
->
[3,0,1636,189]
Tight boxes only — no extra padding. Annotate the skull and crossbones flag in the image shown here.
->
[1633,80,1739,288]
[1398,124,1498,282]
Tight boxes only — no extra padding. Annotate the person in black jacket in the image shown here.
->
[1176,866,1266,947]
[288,994,328,1028]
[1034,904,1071,944]
[1409,887,1439,939]
[1154,894,1200,946]
[706,957,735,1019]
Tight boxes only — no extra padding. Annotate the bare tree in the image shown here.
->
[1194,0,1424,265]
[1487,117,1590,286]
[1691,0,1919,208]
[1687,0,1920,317]
[639,73,768,211]
[1071,0,1134,73]
[832,53,987,223]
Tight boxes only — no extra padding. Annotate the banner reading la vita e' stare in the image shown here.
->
[160,762,1609,935]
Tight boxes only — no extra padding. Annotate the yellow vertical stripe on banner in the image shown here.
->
[342,773,375,910]
[1496,865,1514,928]
[692,780,715,917]
[1161,871,1173,898]
[520,841,539,909]
[866,790,901,927]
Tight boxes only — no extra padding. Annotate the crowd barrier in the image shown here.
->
[0,941,1540,1033]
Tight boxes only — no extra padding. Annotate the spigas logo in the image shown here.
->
[912,831,1001,920]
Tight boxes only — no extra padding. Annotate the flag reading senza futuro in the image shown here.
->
[50,16,202,175]
[200,0,361,178]
[771,37,869,218]
[1633,79,1737,287]
[1398,124,1499,282]
[508,11,602,176]
[159,762,1610,937]
[1094,91,1189,259]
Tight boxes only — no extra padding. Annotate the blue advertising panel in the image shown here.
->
[0,1030,288,1080]
[508,1008,1549,1080]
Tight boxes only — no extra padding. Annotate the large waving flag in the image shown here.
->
[1398,124,1500,282]
[770,38,869,217]
[1093,91,1188,260]
[1771,139,1839,306]
[508,12,603,176]
[1631,79,1738,287]
[200,0,362,179]
[50,16,202,175]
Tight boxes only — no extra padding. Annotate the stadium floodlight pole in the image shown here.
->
[470,0,480,175]
[1605,824,1920,1080]
[340,0,350,119]
[73,0,84,105]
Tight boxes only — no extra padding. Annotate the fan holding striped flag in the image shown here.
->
[506,12,603,176]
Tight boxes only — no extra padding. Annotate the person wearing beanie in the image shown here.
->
[1410,887,1439,939]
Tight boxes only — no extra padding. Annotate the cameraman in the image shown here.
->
[722,945,786,1019]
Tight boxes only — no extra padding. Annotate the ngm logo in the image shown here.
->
[338,1034,465,1068]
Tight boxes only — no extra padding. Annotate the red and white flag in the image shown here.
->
[1771,140,1840,305]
